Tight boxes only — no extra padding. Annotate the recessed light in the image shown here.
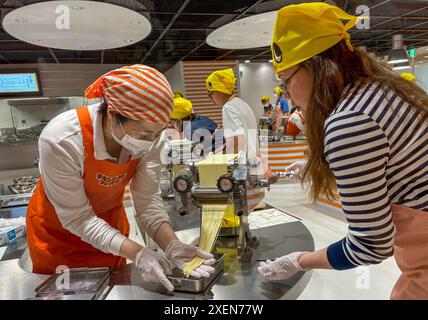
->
[213,39,221,43]
[80,45,88,49]
[33,38,40,42]
[124,40,133,43]
[72,6,85,10]
[245,60,250,63]
[387,58,409,64]
[15,18,28,23]
[129,20,142,25]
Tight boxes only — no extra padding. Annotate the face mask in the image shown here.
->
[111,116,154,155]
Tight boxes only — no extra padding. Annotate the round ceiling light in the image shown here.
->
[2,0,152,50]
[206,11,277,49]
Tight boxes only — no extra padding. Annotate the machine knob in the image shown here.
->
[217,175,236,193]
[173,176,192,193]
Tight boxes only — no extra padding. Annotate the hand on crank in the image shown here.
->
[284,160,307,181]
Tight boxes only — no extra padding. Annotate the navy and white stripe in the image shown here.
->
[324,81,428,270]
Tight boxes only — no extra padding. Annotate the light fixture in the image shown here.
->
[2,1,152,51]
[244,60,250,63]
[269,59,273,63]
[15,18,28,23]
[392,62,411,71]
[124,39,133,43]
[206,11,277,50]
[388,35,409,64]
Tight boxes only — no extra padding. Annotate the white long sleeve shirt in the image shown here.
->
[38,103,170,257]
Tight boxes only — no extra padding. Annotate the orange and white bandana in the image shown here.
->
[85,64,174,124]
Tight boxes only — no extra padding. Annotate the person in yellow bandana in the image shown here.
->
[170,94,218,156]
[206,68,266,212]
[258,2,428,300]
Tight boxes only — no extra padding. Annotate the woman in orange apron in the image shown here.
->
[258,3,428,299]
[26,65,215,292]
[285,107,305,137]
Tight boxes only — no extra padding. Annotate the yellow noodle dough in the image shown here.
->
[183,204,227,277]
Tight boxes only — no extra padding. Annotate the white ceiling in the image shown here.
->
[2,0,152,50]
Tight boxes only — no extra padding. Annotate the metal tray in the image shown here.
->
[35,267,110,299]
[167,253,225,293]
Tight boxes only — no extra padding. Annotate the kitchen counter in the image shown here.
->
[0,220,314,300]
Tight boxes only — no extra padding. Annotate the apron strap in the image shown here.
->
[76,107,95,157]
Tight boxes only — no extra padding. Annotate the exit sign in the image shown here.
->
[408,48,416,58]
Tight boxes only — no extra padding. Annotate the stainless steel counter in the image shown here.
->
[106,222,314,300]
[0,220,314,300]
[0,258,48,300]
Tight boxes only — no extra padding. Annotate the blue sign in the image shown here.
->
[0,72,39,93]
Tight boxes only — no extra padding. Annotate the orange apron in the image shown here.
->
[390,204,428,300]
[26,107,139,274]
[285,112,304,136]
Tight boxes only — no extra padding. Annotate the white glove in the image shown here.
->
[285,160,307,181]
[165,240,216,278]
[135,247,174,292]
[258,252,307,281]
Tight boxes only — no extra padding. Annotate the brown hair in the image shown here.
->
[301,40,428,201]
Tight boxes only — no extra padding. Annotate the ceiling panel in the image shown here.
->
[0,0,425,71]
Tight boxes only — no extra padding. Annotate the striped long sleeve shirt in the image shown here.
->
[324,81,428,270]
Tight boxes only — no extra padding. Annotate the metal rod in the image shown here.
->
[140,0,192,63]
[48,48,60,64]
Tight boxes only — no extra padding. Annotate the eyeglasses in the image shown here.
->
[119,117,166,140]
[281,65,303,93]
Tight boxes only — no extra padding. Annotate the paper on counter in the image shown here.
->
[0,246,7,260]
[249,208,300,230]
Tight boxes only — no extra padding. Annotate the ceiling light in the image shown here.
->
[15,18,28,23]
[245,60,250,63]
[124,40,133,43]
[392,63,411,71]
[213,39,221,43]
[2,1,152,51]
[388,49,409,64]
